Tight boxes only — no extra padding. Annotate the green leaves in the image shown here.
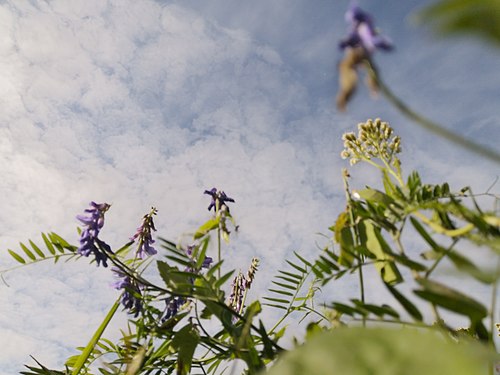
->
[416,0,500,46]
[414,278,488,323]
[266,327,497,375]
[7,233,77,265]
[172,324,200,375]
[264,252,312,312]
[357,220,402,285]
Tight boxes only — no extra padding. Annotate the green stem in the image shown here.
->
[71,300,120,375]
[342,169,366,327]
[366,59,500,164]
[489,256,500,350]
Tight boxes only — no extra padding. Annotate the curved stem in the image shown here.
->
[365,59,500,164]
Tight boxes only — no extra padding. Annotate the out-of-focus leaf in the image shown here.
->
[416,0,500,46]
[333,211,355,267]
[414,278,488,322]
[384,282,423,321]
[266,327,497,375]
[172,324,199,375]
[447,251,497,283]
[194,218,220,239]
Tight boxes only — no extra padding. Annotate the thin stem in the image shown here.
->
[216,199,222,280]
[365,59,500,165]
[425,239,458,278]
[342,169,366,327]
[489,256,500,350]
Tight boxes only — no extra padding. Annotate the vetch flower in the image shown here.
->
[76,201,112,267]
[204,188,235,213]
[112,267,143,317]
[339,4,393,53]
[336,4,393,111]
[131,207,158,259]
[162,296,186,322]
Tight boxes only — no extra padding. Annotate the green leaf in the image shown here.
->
[416,0,500,46]
[172,324,200,375]
[333,211,355,267]
[414,278,488,322]
[194,218,220,239]
[71,301,120,375]
[29,240,45,259]
[286,260,306,274]
[357,188,397,207]
[42,233,56,255]
[268,288,294,297]
[447,251,496,283]
[266,327,497,375]
[358,220,403,285]
[279,270,304,280]
[263,297,290,305]
[8,250,25,264]
[331,302,364,317]
[385,282,423,321]
[271,281,297,291]
[275,275,300,285]
[20,243,36,261]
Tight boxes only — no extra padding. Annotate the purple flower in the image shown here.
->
[162,296,185,321]
[339,4,393,53]
[131,208,158,259]
[204,188,235,213]
[185,245,213,272]
[76,201,112,267]
[112,267,143,317]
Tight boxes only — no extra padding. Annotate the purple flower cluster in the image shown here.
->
[186,245,213,272]
[162,296,185,322]
[76,201,112,267]
[111,267,143,317]
[204,188,235,213]
[131,208,158,259]
[339,4,393,53]
[161,245,212,321]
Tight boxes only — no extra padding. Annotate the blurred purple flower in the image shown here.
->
[186,245,213,272]
[204,188,235,213]
[112,267,143,317]
[162,296,185,321]
[76,201,111,267]
[339,4,393,53]
[131,207,158,259]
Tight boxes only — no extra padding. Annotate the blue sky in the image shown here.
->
[0,0,499,373]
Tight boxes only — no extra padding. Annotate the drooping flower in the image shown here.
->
[339,4,393,53]
[204,188,235,213]
[162,296,186,322]
[336,4,393,111]
[76,201,112,267]
[131,207,158,259]
[112,267,143,317]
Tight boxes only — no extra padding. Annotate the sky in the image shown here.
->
[0,0,499,373]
